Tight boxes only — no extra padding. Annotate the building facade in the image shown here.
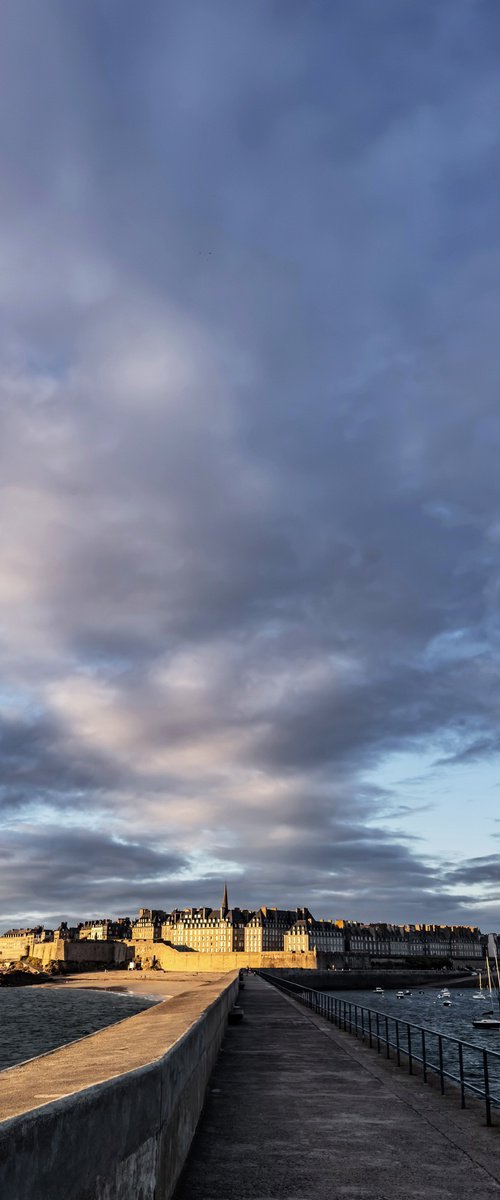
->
[131,909,168,941]
[244,907,307,952]
[284,918,344,955]
[79,918,131,941]
[161,903,248,953]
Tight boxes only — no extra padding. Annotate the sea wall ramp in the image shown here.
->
[0,971,239,1200]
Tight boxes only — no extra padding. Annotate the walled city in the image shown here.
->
[0,885,487,973]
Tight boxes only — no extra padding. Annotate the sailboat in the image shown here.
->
[472,956,500,1029]
[472,971,483,1000]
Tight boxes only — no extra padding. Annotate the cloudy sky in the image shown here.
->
[1,0,500,930]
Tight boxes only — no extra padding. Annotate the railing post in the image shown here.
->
[407,1024,413,1074]
[438,1035,444,1094]
[354,1004,359,1038]
[376,1011,380,1053]
[385,1015,390,1059]
[483,1050,492,1127]
[368,1009,372,1048]
[458,1044,465,1109]
[361,1007,365,1041]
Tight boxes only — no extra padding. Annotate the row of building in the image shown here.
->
[1,886,487,963]
[131,905,484,961]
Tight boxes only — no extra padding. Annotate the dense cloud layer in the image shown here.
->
[1,0,500,926]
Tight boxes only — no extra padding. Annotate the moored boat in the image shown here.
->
[472,1013,500,1029]
[471,952,500,1029]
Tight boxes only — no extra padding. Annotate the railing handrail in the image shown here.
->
[259,973,500,1059]
[258,970,500,1126]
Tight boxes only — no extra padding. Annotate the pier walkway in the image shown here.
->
[175,974,500,1200]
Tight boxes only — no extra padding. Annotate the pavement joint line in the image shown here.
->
[268,980,500,1189]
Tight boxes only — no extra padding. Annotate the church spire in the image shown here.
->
[221,880,229,916]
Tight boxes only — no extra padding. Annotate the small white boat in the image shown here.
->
[442,999,452,1007]
[471,958,500,1030]
[374,986,384,994]
[472,1013,500,1029]
[404,990,411,996]
[396,990,404,999]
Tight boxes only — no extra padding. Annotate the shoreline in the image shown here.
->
[40,968,231,999]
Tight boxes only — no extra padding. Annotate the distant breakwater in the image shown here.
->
[266,968,475,991]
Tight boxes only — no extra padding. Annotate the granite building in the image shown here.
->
[160,887,249,953]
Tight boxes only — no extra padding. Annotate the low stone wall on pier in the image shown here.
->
[0,972,239,1199]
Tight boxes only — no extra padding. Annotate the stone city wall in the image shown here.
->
[58,939,130,966]
[132,940,318,971]
[0,972,239,1199]
[0,936,131,967]
[0,937,32,962]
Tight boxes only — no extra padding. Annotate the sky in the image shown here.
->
[1,0,500,930]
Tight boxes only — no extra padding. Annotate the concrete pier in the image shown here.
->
[0,972,239,1200]
[175,974,500,1200]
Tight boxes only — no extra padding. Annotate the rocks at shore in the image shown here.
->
[0,960,62,987]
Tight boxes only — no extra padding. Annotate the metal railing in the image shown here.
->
[258,973,500,1127]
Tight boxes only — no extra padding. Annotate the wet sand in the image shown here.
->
[42,968,227,999]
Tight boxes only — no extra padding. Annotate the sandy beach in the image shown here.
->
[42,969,230,999]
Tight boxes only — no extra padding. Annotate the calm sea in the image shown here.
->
[0,987,157,1070]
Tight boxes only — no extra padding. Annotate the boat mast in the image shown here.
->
[486,955,494,1011]
[492,945,500,1013]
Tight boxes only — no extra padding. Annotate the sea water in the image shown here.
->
[325,986,500,1102]
[0,987,157,1070]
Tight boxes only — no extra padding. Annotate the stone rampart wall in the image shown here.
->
[133,940,318,971]
[0,973,239,1199]
[0,937,31,962]
[0,936,131,967]
[61,939,130,966]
